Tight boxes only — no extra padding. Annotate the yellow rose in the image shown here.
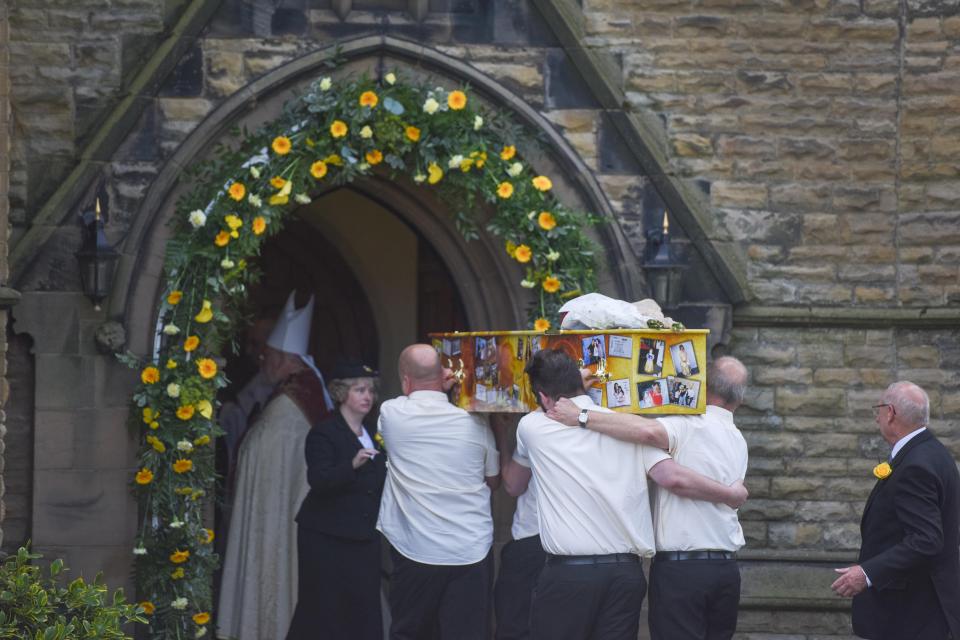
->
[135,468,154,485]
[228,182,245,201]
[873,462,892,479]
[532,175,553,191]
[365,149,383,165]
[448,90,467,110]
[252,216,267,235]
[500,145,516,161]
[183,335,200,352]
[310,160,328,179]
[330,120,348,138]
[271,136,292,155]
[538,211,557,231]
[224,214,243,230]
[173,458,193,474]
[514,244,532,263]
[176,405,195,421]
[214,231,230,247]
[166,359,178,369]
[169,549,190,564]
[534,317,551,332]
[141,367,160,385]
[405,126,421,142]
[197,358,218,379]
[270,176,287,189]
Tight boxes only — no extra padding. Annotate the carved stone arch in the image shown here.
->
[115,34,643,356]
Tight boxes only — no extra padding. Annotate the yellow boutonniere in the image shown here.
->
[374,432,386,451]
[873,461,892,480]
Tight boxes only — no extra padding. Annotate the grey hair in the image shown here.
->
[706,356,749,406]
[884,381,929,428]
[327,376,380,405]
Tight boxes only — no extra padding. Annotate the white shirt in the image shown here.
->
[514,395,669,557]
[654,405,749,552]
[376,390,500,565]
[511,478,539,541]
[891,426,927,460]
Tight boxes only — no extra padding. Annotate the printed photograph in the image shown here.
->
[669,340,700,377]
[638,338,665,377]
[668,376,701,408]
[581,335,606,366]
[637,378,670,409]
[607,335,633,359]
[606,378,632,408]
[587,385,603,407]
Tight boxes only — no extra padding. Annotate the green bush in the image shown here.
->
[0,546,145,639]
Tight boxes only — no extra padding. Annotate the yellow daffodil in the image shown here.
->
[271,136,292,155]
[310,160,328,179]
[252,216,267,235]
[330,120,348,138]
[135,468,154,485]
[366,150,383,165]
[140,601,155,615]
[173,459,193,474]
[359,91,379,108]
[228,182,245,201]
[167,290,183,305]
[405,126,421,142]
[197,358,218,379]
[427,163,443,184]
[534,318,551,332]
[448,90,467,110]
[141,367,160,385]
[538,211,557,231]
[214,231,230,247]
[176,405,195,421]
[194,300,213,324]
[514,244,532,263]
[543,276,561,293]
[500,145,516,161]
[532,175,553,191]
[183,335,200,352]
[497,182,514,199]
[169,549,190,564]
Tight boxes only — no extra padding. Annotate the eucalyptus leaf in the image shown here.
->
[383,97,405,115]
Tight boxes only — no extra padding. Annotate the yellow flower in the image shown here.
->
[202,528,215,544]
[270,176,287,189]
[228,182,245,201]
[359,90,379,108]
[873,462,892,479]
[197,358,218,379]
[471,150,487,168]
[534,317,551,332]
[141,367,160,385]
[183,335,200,352]
[193,612,211,625]
[173,458,193,474]
[310,160,328,179]
[135,468,154,485]
[176,405,195,421]
[514,244,532,263]
[166,359,178,369]
[448,90,467,110]
[140,601,155,615]
[374,432,386,450]
[505,240,517,258]
[149,421,159,430]
[497,182,514,199]
[169,549,190,564]
[427,163,443,185]
[330,120,348,138]
[195,300,213,324]
[324,154,343,166]
[500,145,516,161]
[224,214,243,230]
[271,136,292,155]
[167,290,183,305]
[252,216,266,235]
[366,149,383,165]
[175,487,193,495]
[542,276,561,293]
[194,434,211,447]
[405,126,421,142]
[214,231,230,247]
[147,436,165,453]
[171,567,185,580]
[460,158,475,172]
[142,408,157,424]
[196,399,213,419]
[532,175,553,191]
[538,211,557,231]
[269,194,289,206]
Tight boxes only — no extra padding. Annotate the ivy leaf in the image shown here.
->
[383,97,405,115]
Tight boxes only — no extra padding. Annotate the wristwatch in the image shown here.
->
[578,408,589,429]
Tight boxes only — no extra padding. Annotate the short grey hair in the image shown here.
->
[328,376,380,405]
[884,381,929,428]
[707,356,749,406]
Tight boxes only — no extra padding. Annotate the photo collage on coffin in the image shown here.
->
[465,334,541,411]
[636,337,668,410]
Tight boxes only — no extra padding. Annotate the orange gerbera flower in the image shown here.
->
[310,160,328,179]
[500,145,516,161]
[252,216,266,235]
[135,468,154,485]
[214,231,230,247]
[543,276,561,293]
[169,549,190,564]
[197,358,218,379]
[167,290,183,305]
[173,458,193,474]
[141,367,160,385]
[538,211,557,231]
[405,126,421,142]
[497,182,514,199]
[183,335,200,352]
[228,182,245,201]
[330,120,348,138]
[448,90,467,110]
[271,136,292,155]
[514,244,532,263]
[532,175,553,191]
[366,150,383,165]
[534,318,551,332]
[176,405,195,421]
[359,91,379,108]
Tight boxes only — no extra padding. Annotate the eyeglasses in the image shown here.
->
[872,403,895,417]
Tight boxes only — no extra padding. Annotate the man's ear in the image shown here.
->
[537,391,553,411]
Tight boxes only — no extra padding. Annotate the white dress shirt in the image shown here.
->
[511,478,539,541]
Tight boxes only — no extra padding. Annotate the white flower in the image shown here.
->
[249,166,261,179]
[171,597,188,610]
[163,324,180,336]
[133,546,147,556]
[546,250,561,262]
[473,115,483,130]
[413,174,426,183]
[319,77,332,91]
[188,210,206,228]
[527,210,537,220]
[196,629,208,639]
[294,193,312,204]
[448,155,464,169]
[423,97,440,114]
[248,194,262,208]
[169,519,184,529]
[520,279,536,289]
[177,440,194,453]
[220,258,235,269]
[384,72,396,85]
[357,163,370,171]
[507,162,523,177]
[360,125,373,139]
[166,383,181,398]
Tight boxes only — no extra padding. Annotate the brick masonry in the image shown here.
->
[5,1,960,637]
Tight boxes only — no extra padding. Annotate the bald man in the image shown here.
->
[376,344,500,640]
[547,356,751,640]
[831,381,960,640]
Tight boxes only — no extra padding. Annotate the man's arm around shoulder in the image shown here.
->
[546,397,669,449]
[648,458,747,509]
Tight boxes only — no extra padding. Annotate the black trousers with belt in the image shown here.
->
[494,535,546,640]
[648,552,740,640]
[529,553,647,640]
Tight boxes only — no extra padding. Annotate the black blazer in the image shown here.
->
[852,429,960,640]
[295,412,387,541]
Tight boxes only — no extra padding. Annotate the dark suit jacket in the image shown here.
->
[295,412,387,541]
[852,429,960,640]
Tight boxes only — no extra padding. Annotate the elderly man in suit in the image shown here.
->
[831,381,960,640]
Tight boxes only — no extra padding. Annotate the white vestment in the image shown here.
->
[216,393,311,640]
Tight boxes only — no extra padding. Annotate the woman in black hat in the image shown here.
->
[287,359,386,640]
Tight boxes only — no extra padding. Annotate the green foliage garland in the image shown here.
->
[123,69,600,638]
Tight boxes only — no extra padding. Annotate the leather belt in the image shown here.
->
[655,550,735,561]
[546,553,639,566]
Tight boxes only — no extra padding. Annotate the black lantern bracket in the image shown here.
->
[642,210,688,312]
[75,192,120,311]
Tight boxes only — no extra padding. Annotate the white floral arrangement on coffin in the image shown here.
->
[558,293,684,331]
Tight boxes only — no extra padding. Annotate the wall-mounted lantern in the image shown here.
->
[75,195,120,311]
[642,210,687,311]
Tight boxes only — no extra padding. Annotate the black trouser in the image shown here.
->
[389,547,492,640]
[530,554,646,640]
[494,535,546,640]
[648,554,740,640]
[287,527,382,640]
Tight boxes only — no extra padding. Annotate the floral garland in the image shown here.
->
[123,69,600,638]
